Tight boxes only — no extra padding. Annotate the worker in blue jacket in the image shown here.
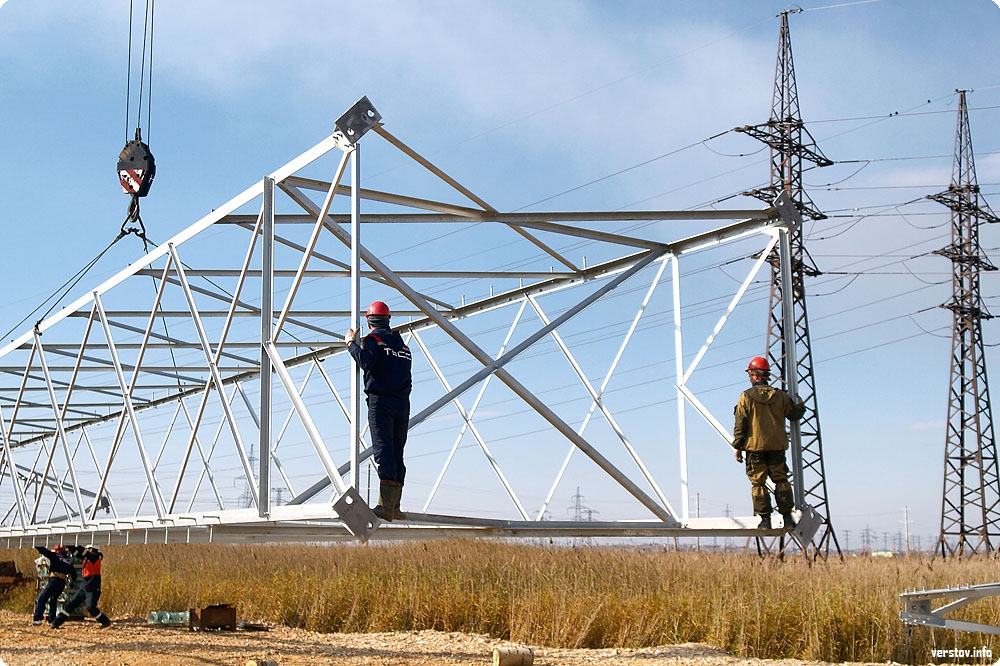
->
[31,544,77,626]
[346,300,412,521]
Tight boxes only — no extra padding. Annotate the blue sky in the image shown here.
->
[0,0,998,551]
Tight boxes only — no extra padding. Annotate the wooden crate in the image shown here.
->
[189,604,236,630]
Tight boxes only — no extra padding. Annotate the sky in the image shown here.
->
[0,0,999,552]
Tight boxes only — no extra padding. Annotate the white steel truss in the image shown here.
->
[0,98,823,547]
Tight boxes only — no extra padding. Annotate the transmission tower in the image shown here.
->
[735,9,841,557]
[932,90,1000,557]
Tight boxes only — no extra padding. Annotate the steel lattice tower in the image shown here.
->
[736,10,841,557]
[932,90,1000,557]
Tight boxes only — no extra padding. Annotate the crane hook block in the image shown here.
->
[118,131,156,197]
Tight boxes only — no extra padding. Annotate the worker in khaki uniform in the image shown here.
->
[732,356,805,530]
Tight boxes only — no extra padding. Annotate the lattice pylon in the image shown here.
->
[737,10,841,558]
[932,90,1000,557]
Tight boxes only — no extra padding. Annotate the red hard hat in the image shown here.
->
[746,356,770,373]
[366,301,390,318]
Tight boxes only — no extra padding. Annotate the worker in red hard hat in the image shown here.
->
[731,356,806,530]
[30,544,77,626]
[346,301,413,521]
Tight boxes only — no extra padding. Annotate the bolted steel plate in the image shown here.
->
[333,486,379,543]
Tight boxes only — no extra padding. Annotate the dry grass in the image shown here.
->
[2,541,999,662]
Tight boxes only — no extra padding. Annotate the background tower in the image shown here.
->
[736,10,841,557]
[932,90,1000,557]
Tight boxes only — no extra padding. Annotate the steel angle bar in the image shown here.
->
[264,341,348,497]
[526,294,676,517]
[43,429,93,523]
[6,342,38,444]
[93,319,258,374]
[79,427,118,519]
[349,145,361,491]
[410,329,530,520]
[279,360,372,506]
[502,219,669,251]
[32,331,87,521]
[0,404,29,526]
[266,362,320,499]
[276,154,349,339]
[0,133,343,360]
[388,217,784,342]
[900,583,1000,635]
[260,176,275,518]
[89,255,176,521]
[168,243,259,509]
[369,126,577,270]
[93,292,167,519]
[172,203,263,513]
[424,300,527,513]
[175,395,226,512]
[184,384,241,514]
[38,347,156,407]
[283,175,485,219]
[676,385,733,446]
[135,401,183,516]
[536,257,671,520]
[22,441,53,523]
[223,209,775,225]
[372,125,495,213]
[680,230,778,385]
[407,256,658,431]
[140,267,578,279]
[671,254,689,518]
[154,276,339,345]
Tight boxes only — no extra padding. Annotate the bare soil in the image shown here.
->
[0,610,887,666]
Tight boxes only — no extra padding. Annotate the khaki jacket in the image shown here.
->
[732,383,805,452]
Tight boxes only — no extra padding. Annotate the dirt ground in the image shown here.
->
[0,609,901,666]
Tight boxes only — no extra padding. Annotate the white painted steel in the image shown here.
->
[0,118,802,543]
[259,177,274,518]
[671,254,689,519]
[411,329,530,520]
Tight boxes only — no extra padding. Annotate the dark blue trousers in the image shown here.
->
[34,577,66,622]
[64,575,102,616]
[368,396,408,484]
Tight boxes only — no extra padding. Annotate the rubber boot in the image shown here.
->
[373,483,395,522]
[390,484,406,521]
[781,512,797,530]
[757,514,772,529]
[96,612,112,628]
[50,611,68,629]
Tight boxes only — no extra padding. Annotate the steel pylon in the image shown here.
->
[736,10,841,558]
[932,90,1000,557]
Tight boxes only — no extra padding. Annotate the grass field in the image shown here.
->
[2,541,998,663]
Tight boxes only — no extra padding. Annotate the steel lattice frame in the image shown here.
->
[933,91,1000,556]
[0,102,813,547]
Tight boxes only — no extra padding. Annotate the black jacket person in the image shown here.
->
[32,545,76,625]
[346,300,412,521]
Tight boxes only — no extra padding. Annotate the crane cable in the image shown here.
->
[7,2,161,340]
[117,0,156,250]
